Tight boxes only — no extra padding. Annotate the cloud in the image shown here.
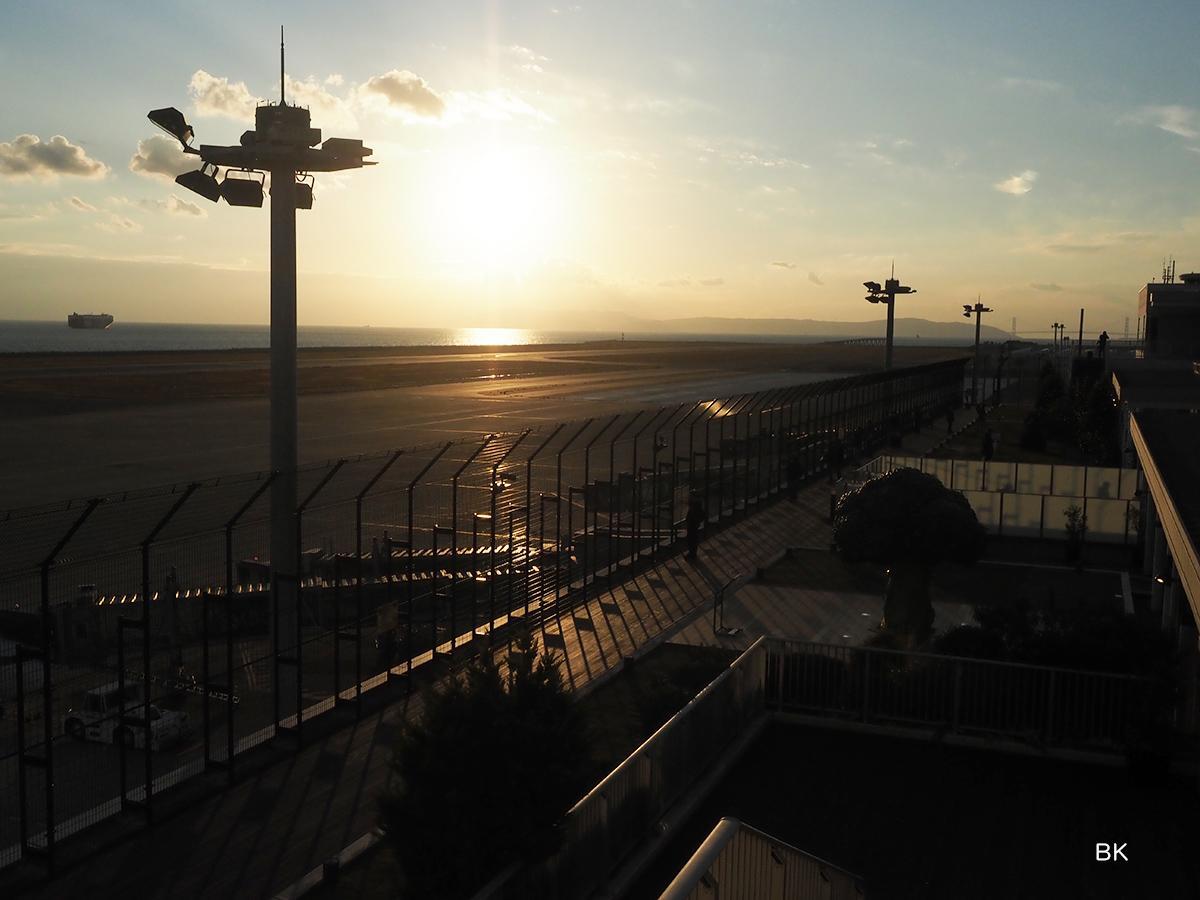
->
[808,272,824,286]
[362,70,446,118]
[125,194,206,217]
[1001,77,1066,93]
[1126,104,1198,139]
[285,75,358,129]
[994,170,1037,195]
[1043,231,1155,254]
[129,136,197,180]
[0,134,108,180]
[97,213,142,234]
[189,70,260,119]
[325,74,345,87]
[508,44,548,73]
[450,89,552,123]
[1030,282,1063,292]
[69,196,97,213]
[699,277,724,287]
[691,137,803,169]
[770,261,796,269]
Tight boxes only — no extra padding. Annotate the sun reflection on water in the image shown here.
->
[455,327,535,346]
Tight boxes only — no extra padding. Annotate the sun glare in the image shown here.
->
[427,141,564,274]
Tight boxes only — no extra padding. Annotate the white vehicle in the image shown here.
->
[63,681,191,751]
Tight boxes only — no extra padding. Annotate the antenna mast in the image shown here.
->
[280,27,286,105]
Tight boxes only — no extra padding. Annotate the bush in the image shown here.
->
[380,633,589,898]
[932,625,1005,660]
[1019,411,1047,451]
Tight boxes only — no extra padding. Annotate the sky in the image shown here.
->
[2,0,1199,336]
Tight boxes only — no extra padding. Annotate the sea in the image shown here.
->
[0,320,939,354]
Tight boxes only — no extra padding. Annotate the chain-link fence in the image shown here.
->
[0,357,966,872]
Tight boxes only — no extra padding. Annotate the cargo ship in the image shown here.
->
[67,313,114,330]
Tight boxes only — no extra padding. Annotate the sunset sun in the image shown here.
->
[426,140,564,273]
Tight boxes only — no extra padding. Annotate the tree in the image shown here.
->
[833,468,985,643]
[380,632,589,898]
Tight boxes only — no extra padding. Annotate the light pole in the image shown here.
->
[1052,322,1064,351]
[963,298,994,406]
[148,35,374,729]
[863,265,916,370]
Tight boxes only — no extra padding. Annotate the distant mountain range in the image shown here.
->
[621,315,1012,342]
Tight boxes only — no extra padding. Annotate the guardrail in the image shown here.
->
[500,638,768,900]
[659,817,864,900]
[766,639,1154,754]
[481,636,1155,899]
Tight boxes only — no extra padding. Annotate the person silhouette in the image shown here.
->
[1097,330,1110,360]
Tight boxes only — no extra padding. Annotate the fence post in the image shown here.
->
[451,436,494,655]
[349,451,403,710]
[284,461,345,745]
[584,416,622,597]
[556,419,593,601]
[523,424,563,614]
[607,412,645,579]
[211,474,274,782]
[403,443,451,682]
[19,497,100,871]
[122,483,197,824]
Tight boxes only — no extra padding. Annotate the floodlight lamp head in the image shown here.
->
[148,107,195,149]
[175,162,221,202]
[220,169,266,208]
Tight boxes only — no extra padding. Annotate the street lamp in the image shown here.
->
[963,298,994,406]
[1052,322,1065,352]
[863,264,915,370]
[147,33,374,730]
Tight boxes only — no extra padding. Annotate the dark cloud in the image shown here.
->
[770,261,796,269]
[69,196,97,212]
[0,134,108,180]
[1030,282,1063,292]
[808,272,824,286]
[363,70,446,118]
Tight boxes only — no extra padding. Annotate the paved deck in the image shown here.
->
[12,419,959,899]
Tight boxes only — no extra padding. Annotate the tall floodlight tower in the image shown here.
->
[147,33,374,730]
[963,298,994,405]
[863,263,916,369]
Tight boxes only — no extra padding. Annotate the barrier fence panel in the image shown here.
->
[0,358,970,872]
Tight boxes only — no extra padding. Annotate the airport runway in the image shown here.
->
[0,341,965,509]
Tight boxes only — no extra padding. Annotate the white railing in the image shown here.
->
[659,817,864,900]
[853,456,1141,544]
[765,639,1152,753]
[510,638,768,900]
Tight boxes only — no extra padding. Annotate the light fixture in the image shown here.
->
[148,106,195,148]
[295,173,314,210]
[221,169,266,208]
[175,162,221,202]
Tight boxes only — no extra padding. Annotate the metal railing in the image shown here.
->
[659,817,864,900]
[507,638,769,900]
[766,639,1153,752]
[0,359,968,873]
[484,636,1154,900]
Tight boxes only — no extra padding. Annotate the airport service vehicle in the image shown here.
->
[67,312,114,329]
[63,681,191,750]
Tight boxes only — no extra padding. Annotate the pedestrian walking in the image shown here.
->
[1097,330,1110,360]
